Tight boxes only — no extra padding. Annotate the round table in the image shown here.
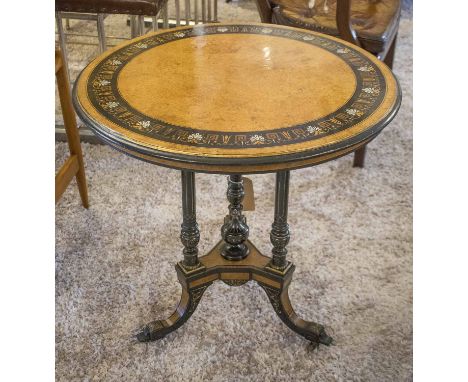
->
[74,23,401,347]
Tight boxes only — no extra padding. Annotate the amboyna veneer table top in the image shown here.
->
[74,23,401,174]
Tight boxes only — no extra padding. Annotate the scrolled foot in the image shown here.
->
[136,320,167,342]
[135,284,210,343]
[317,329,333,346]
[260,283,333,346]
[308,329,334,351]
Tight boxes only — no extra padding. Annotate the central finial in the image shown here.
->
[221,175,250,260]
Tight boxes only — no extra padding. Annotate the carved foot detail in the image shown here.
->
[136,320,167,342]
[260,284,333,346]
[136,284,210,342]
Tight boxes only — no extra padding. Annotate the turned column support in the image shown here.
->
[221,174,250,260]
[136,171,333,346]
[180,170,201,269]
[270,171,291,269]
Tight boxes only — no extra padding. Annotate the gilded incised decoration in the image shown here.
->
[187,285,210,314]
[221,279,249,287]
[261,284,283,313]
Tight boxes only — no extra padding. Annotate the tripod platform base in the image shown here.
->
[136,240,333,347]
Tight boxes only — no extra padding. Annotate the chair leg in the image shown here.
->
[353,146,366,168]
[130,15,137,38]
[56,12,71,84]
[185,0,191,25]
[176,0,182,26]
[138,15,145,35]
[163,3,169,29]
[383,33,398,69]
[56,52,89,208]
[76,161,89,207]
[97,13,107,53]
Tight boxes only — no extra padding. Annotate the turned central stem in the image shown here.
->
[221,174,250,260]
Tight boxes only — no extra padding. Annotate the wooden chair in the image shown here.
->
[254,0,401,167]
[55,0,169,81]
[55,49,89,207]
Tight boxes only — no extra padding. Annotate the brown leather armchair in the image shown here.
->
[254,0,401,167]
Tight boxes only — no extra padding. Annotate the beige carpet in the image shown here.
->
[56,5,413,381]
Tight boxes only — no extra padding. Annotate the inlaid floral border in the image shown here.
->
[87,24,386,149]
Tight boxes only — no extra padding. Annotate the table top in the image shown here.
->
[74,23,401,174]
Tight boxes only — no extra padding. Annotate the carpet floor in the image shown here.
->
[56,5,413,381]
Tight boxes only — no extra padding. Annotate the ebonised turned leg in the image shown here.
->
[136,171,206,342]
[265,170,333,346]
[180,170,201,270]
[221,174,250,260]
[270,171,290,269]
